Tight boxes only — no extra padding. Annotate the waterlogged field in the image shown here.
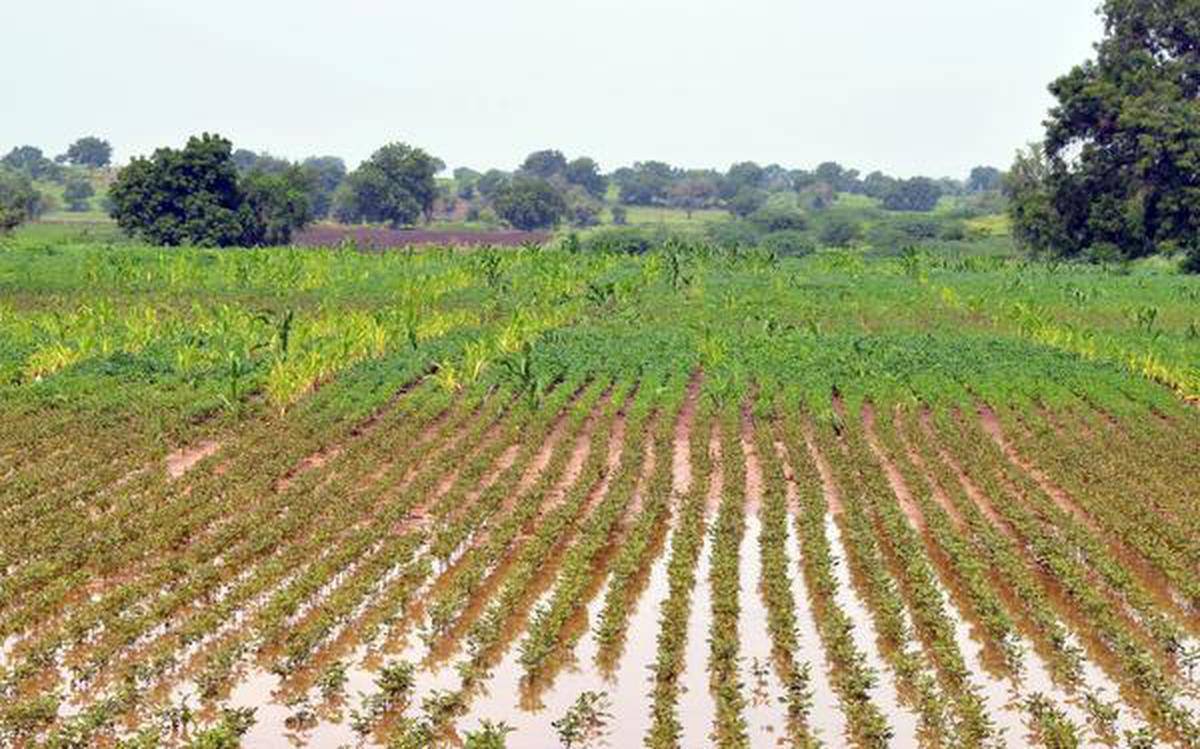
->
[0,231,1198,748]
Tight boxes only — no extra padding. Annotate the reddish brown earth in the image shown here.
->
[294,225,551,249]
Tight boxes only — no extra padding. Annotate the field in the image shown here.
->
[1,228,1199,748]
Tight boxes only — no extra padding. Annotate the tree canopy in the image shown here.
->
[60,137,113,168]
[108,133,310,246]
[335,143,442,228]
[493,177,567,230]
[1010,0,1200,267]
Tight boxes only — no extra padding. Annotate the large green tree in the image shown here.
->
[108,133,310,246]
[1012,0,1200,266]
[60,137,113,168]
[493,177,566,230]
[335,143,442,227]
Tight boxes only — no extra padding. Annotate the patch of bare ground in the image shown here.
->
[165,440,222,480]
[672,371,702,498]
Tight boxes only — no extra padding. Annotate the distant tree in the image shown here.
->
[1012,0,1200,263]
[231,149,260,173]
[564,157,608,199]
[61,137,112,168]
[862,171,898,200]
[234,150,291,176]
[63,176,94,212]
[727,187,767,218]
[610,205,628,225]
[761,164,794,192]
[881,177,942,212]
[748,203,807,232]
[520,149,568,180]
[967,167,1003,194]
[615,161,677,205]
[300,156,346,219]
[476,170,511,201]
[667,173,720,217]
[336,142,442,227]
[722,161,764,199]
[818,216,861,247]
[814,162,861,193]
[493,178,567,230]
[241,166,314,245]
[453,166,482,199]
[0,168,40,232]
[2,146,60,181]
[109,133,254,246]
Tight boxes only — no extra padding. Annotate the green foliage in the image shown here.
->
[240,167,314,246]
[464,720,514,749]
[108,134,309,247]
[748,203,807,232]
[565,157,608,199]
[881,176,942,212]
[0,168,40,232]
[335,142,442,227]
[1013,0,1200,262]
[63,176,95,212]
[493,177,567,230]
[727,186,768,218]
[108,133,249,247]
[300,156,346,219]
[2,145,61,181]
[552,691,611,748]
[761,229,815,256]
[60,136,113,168]
[817,215,862,247]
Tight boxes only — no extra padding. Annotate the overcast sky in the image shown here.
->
[5,0,1102,178]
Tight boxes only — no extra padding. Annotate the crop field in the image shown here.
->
[0,232,1199,748]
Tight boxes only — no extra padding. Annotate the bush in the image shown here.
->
[493,178,567,230]
[0,168,40,231]
[706,220,761,249]
[748,204,807,232]
[63,177,94,212]
[580,226,665,255]
[761,230,815,256]
[1180,245,1200,274]
[817,216,861,247]
[610,205,628,225]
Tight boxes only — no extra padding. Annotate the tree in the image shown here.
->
[564,157,607,199]
[493,178,567,230]
[476,170,511,201]
[519,150,568,180]
[748,203,807,232]
[615,161,677,205]
[967,166,1003,193]
[108,133,309,246]
[818,216,861,247]
[61,137,112,168]
[722,161,764,199]
[336,142,442,227]
[814,161,861,193]
[1014,0,1200,262]
[1005,145,1069,257]
[300,156,346,219]
[2,146,60,181]
[667,173,719,217]
[727,187,767,218]
[863,171,898,200]
[881,177,942,212]
[241,166,314,245]
[0,168,39,232]
[63,176,94,212]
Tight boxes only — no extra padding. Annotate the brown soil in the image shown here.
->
[672,372,702,497]
[165,440,221,480]
[798,421,844,515]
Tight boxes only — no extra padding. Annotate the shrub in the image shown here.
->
[748,204,807,232]
[581,226,665,255]
[610,205,628,225]
[761,229,815,256]
[817,216,861,248]
[0,168,40,232]
[706,220,761,249]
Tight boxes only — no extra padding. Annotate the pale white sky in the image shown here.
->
[3,0,1102,178]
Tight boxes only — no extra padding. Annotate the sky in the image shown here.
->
[4,0,1103,179]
